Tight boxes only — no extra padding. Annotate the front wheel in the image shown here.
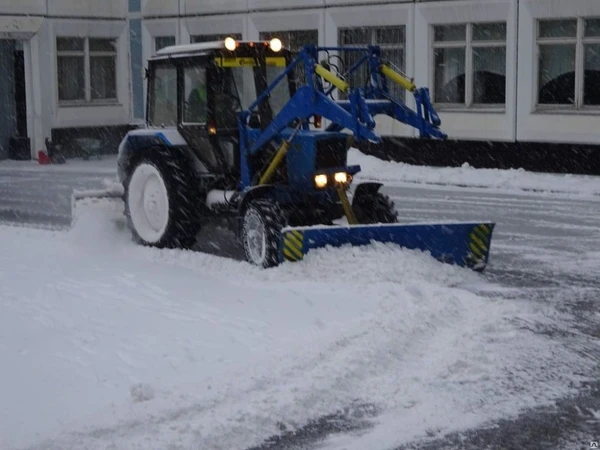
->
[242,198,285,268]
[352,190,399,224]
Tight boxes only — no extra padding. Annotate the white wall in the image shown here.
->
[516,0,600,144]
[0,0,45,16]
[249,0,324,9]
[49,0,127,18]
[12,0,598,150]
[48,19,131,130]
[414,0,518,141]
[325,0,409,5]
[183,15,245,40]
[141,0,527,142]
[142,0,179,18]
[184,0,248,16]
[248,8,324,40]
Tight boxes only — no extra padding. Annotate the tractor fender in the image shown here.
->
[240,185,277,209]
[118,131,208,181]
[353,182,384,203]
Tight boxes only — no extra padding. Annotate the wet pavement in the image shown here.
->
[385,185,600,450]
[0,160,114,229]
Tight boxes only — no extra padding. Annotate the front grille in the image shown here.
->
[315,137,347,169]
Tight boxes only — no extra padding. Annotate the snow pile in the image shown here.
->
[0,201,594,450]
[349,148,600,196]
[70,197,128,248]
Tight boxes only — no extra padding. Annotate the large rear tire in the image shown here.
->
[124,147,202,249]
[352,191,399,224]
[242,198,285,268]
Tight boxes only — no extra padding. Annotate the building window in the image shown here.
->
[339,26,405,99]
[155,36,175,53]
[191,33,242,43]
[433,23,506,107]
[258,30,318,52]
[537,18,600,108]
[57,37,117,104]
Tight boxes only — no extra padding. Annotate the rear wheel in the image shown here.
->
[124,148,202,249]
[242,198,285,268]
[352,191,399,224]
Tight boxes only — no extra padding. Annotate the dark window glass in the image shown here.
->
[434,47,466,103]
[538,44,576,104]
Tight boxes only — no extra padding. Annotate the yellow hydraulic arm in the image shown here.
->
[379,63,416,93]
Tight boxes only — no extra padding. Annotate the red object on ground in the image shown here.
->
[38,150,51,164]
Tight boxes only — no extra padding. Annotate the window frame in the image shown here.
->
[431,22,507,111]
[535,17,600,112]
[338,25,406,100]
[154,36,176,54]
[56,37,118,106]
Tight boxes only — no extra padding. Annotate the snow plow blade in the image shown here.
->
[279,222,495,271]
[71,182,124,202]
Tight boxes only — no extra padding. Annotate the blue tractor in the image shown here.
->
[77,37,494,270]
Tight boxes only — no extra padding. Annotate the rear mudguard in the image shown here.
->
[279,222,495,272]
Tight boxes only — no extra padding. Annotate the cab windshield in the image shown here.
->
[214,63,292,128]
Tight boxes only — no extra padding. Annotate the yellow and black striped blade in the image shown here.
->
[467,224,493,265]
[281,230,305,262]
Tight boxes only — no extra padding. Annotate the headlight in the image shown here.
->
[314,174,328,188]
[269,38,283,52]
[224,37,237,51]
[334,172,348,184]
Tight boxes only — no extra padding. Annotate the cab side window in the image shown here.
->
[149,65,177,127]
[183,66,207,124]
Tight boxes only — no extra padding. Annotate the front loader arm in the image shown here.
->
[238,44,447,176]
[247,85,380,156]
[330,92,447,140]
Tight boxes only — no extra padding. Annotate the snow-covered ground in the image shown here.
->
[1,205,597,449]
[0,153,598,449]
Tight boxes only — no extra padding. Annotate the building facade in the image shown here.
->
[0,0,599,162]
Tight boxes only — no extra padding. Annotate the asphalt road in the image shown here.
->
[0,167,598,450]
[0,167,110,229]
[386,184,600,450]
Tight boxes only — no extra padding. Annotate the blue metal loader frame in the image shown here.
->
[233,43,494,271]
[237,44,447,190]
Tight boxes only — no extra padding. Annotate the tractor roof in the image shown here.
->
[152,40,287,61]
[155,41,225,58]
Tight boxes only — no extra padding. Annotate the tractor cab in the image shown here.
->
[146,38,295,181]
